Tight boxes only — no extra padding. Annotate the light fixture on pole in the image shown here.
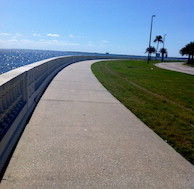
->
[147,15,156,64]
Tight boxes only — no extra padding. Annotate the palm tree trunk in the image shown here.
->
[155,42,159,60]
[157,42,159,53]
[161,53,164,61]
[188,54,191,64]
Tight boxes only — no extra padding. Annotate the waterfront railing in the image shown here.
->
[0,55,129,174]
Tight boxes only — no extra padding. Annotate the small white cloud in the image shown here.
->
[38,39,46,42]
[0,32,11,36]
[0,38,80,50]
[69,34,75,38]
[47,33,60,37]
[15,33,23,37]
[33,33,41,37]
[99,40,109,47]
[102,40,108,43]
[87,41,94,47]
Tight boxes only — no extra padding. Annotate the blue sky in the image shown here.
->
[0,0,193,57]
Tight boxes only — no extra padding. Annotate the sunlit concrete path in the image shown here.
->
[155,62,194,75]
[1,60,194,189]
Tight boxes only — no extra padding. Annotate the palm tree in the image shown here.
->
[145,46,156,61]
[160,48,167,61]
[153,35,163,53]
[180,42,194,64]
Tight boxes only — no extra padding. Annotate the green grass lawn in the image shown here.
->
[91,60,194,165]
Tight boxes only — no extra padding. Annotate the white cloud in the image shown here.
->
[87,41,94,47]
[15,33,23,37]
[69,34,75,38]
[0,32,23,39]
[0,32,11,36]
[0,37,117,54]
[0,38,80,51]
[99,40,109,48]
[47,33,60,37]
[33,33,41,37]
[102,40,108,43]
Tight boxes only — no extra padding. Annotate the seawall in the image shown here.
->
[0,55,125,174]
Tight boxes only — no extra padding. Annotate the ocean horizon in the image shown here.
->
[0,48,185,75]
[0,49,139,74]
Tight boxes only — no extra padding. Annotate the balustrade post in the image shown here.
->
[2,92,8,110]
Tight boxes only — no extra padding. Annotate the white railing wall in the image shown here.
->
[0,55,126,174]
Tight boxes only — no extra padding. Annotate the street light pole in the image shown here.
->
[163,34,166,48]
[147,15,156,64]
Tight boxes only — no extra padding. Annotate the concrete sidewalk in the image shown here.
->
[1,60,194,188]
[155,62,194,75]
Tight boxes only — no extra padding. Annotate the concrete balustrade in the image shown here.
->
[0,55,128,174]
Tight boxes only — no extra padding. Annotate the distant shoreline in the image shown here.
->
[0,48,187,74]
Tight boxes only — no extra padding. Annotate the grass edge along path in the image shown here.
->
[91,60,194,165]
